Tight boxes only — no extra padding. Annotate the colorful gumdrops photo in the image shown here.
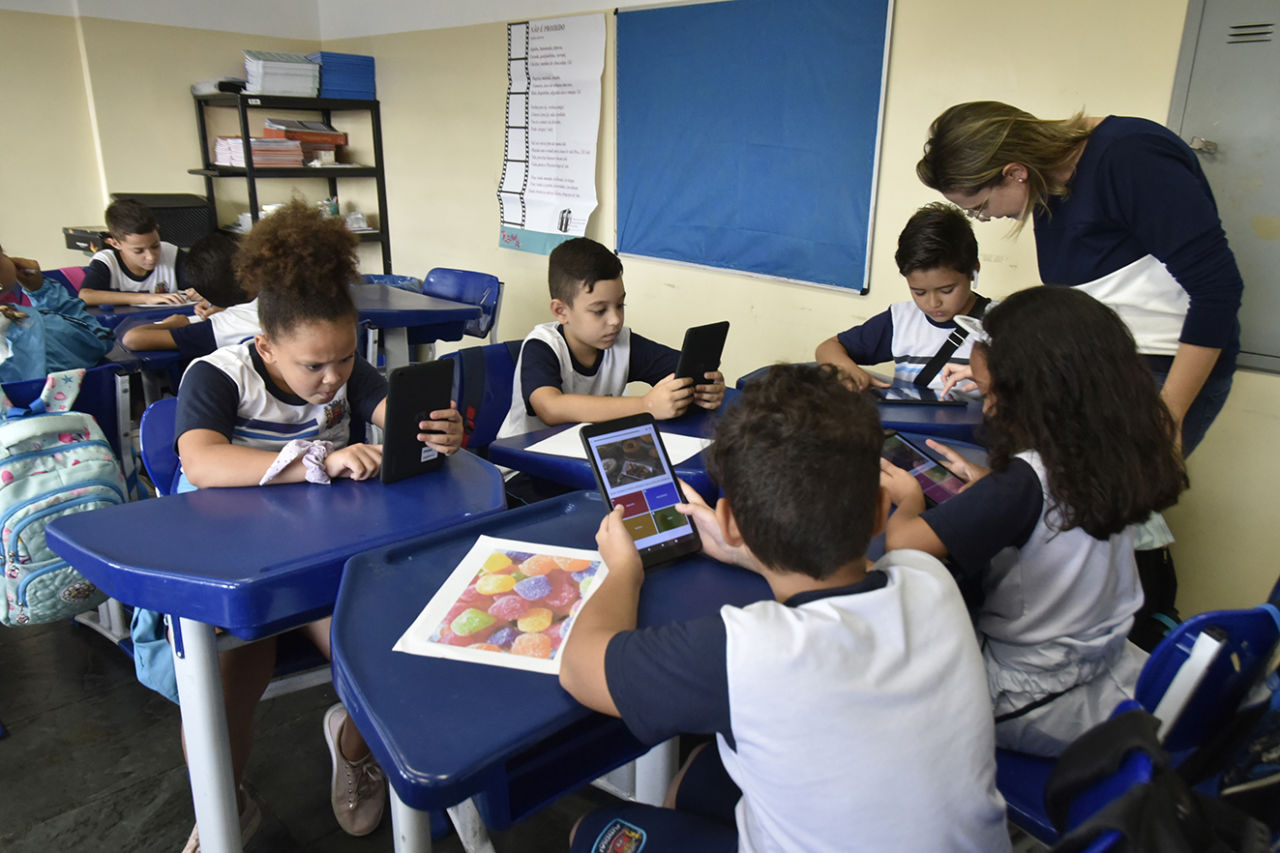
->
[393,535,609,675]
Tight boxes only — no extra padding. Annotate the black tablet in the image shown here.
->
[674,321,730,382]
[881,430,966,506]
[380,360,455,484]
[870,380,967,407]
[580,414,702,568]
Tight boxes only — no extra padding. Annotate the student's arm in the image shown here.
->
[880,460,948,558]
[367,397,465,456]
[559,504,645,715]
[815,313,894,392]
[1160,342,1219,451]
[531,378,693,425]
[78,287,188,306]
[120,314,191,351]
[630,333,725,412]
[178,429,382,486]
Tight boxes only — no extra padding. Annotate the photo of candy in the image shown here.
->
[511,632,553,658]
[487,593,529,622]
[451,607,496,637]
[514,574,552,601]
[518,554,559,576]
[481,551,513,573]
[488,626,519,648]
[517,607,553,633]
[476,573,517,595]
[468,642,502,652]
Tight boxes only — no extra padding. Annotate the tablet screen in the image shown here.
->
[582,422,696,552]
[882,433,965,504]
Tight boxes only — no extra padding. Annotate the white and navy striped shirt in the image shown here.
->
[836,298,991,390]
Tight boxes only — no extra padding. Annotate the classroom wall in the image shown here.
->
[1,0,1275,613]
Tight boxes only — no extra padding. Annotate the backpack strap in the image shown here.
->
[912,294,992,389]
[0,368,86,421]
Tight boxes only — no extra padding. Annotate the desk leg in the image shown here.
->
[384,327,410,373]
[390,786,433,853]
[447,798,498,853]
[173,618,242,853]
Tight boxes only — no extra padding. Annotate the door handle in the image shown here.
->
[1189,136,1219,155]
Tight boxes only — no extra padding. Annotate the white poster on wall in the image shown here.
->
[498,14,604,255]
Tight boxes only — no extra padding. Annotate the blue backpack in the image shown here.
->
[0,369,128,626]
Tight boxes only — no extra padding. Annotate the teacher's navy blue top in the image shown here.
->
[1035,116,1242,376]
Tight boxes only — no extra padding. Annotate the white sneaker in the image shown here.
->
[323,703,387,836]
[180,788,261,852]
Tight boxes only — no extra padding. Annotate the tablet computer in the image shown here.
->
[870,380,967,407]
[380,359,454,484]
[580,414,702,568]
[881,430,966,506]
[674,321,730,382]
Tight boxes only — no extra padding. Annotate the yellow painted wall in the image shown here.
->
[2,1,1276,612]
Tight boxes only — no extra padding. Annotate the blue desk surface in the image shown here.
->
[91,302,196,330]
[877,399,984,444]
[331,491,771,819]
[487,399,728,502]
[351,283,480,333]
[46,450,507,639]
[102,340,186,373]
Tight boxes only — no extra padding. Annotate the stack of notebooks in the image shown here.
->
[264,118,347,165]
[307,51,376,100]
[243,50,319,96]
[214,136,304,168]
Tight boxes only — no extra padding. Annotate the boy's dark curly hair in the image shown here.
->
[708,363,883,579]
[180,232,247,308]
[979,287,1187,538]
[105,198,159,240]
[237,199,357,338]
[548,237,622,304]
[894,202,979,277]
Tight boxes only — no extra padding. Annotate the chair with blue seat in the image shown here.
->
[440,340,521,456]
[139,397,181,496]
[997,602,1280,845]
[420,267,503,344]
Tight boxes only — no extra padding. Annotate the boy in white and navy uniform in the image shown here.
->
[817,203,992,393]
[176,341,384,452]
[79,199,187,306]
[560,364,1010,853]
[497,238,724,443]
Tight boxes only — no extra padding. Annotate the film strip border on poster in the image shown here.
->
[499,22,530,229]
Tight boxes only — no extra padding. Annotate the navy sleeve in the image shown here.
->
[346,355,388,427]
[170,321,216,360]
[920,458,1043,580]
[79,259,113,292]
[604,613,732,747]
[519,338,563,414]
[835,309,895,364]
[627,333,680,385]
[175,362,240,444]
[1099,134,1243,349]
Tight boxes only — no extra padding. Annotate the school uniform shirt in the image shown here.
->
[1035,116,1242,378]
[835,297,991,391]
[175,340,385,451]
[170,299,261,360]
[81,242,183,294]
[921,450,1147,755]
[496,322,679,439]
[604,550,1011,853]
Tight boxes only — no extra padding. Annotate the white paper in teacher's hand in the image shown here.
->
[525,424,712,466]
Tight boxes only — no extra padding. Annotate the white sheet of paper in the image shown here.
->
[393,535,609,675]
[525,423,713,466]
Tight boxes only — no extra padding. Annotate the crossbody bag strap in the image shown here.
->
[912,295,992,389]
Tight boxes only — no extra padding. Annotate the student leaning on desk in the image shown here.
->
[559,363,1010,853]
[77,197,193,307]
[130,200,463,851]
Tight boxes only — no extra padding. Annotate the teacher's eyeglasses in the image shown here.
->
[962,188,994,222]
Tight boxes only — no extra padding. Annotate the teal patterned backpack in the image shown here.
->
[0,369,128,626]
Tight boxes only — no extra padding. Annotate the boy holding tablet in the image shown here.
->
[816,202,992,392]
[496,237,725,440]
[560,364,1010,853]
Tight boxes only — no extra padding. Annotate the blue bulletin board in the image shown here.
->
[616,0,891,292]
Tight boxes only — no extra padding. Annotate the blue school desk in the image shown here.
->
[330,490,772,852]
[90,301,197,330]
[44,451,507,853]
[486,395,731,501]
[351,282,481,372]
[877,399,984,444]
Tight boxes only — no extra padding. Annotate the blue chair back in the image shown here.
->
[139,398,181,496]
[440,341,521,453]
[422,267,502,341]
[1,362,127,461]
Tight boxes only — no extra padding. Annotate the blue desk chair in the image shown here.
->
[139,397,181,496]
[420,267,503,344]
[440,340,521,456]
[998,603,1280,844]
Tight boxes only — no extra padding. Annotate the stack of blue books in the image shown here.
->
[307,52,376,100]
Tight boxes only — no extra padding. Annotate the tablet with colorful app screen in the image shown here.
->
[580,414,702,568]
[882,430,966,506]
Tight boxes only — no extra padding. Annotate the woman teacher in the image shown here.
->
[916,101,1242,456]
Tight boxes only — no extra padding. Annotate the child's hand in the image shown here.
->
[10,257,43,291]
[879,458,924,507]
[844,364,891,393]
[939,363,977,397]
[924,438,989,488]
[419,404,463,456]
[141,292,190,306]
[693,371,727,410]
[194,300,224,319]
[643,373,694,420]
[325,443,383,480]
[596,504,643,578]
[674,483,754,570]
[182,288,203,302]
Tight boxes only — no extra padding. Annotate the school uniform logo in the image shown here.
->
[323,399,348,431]
[591,818,645,852]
